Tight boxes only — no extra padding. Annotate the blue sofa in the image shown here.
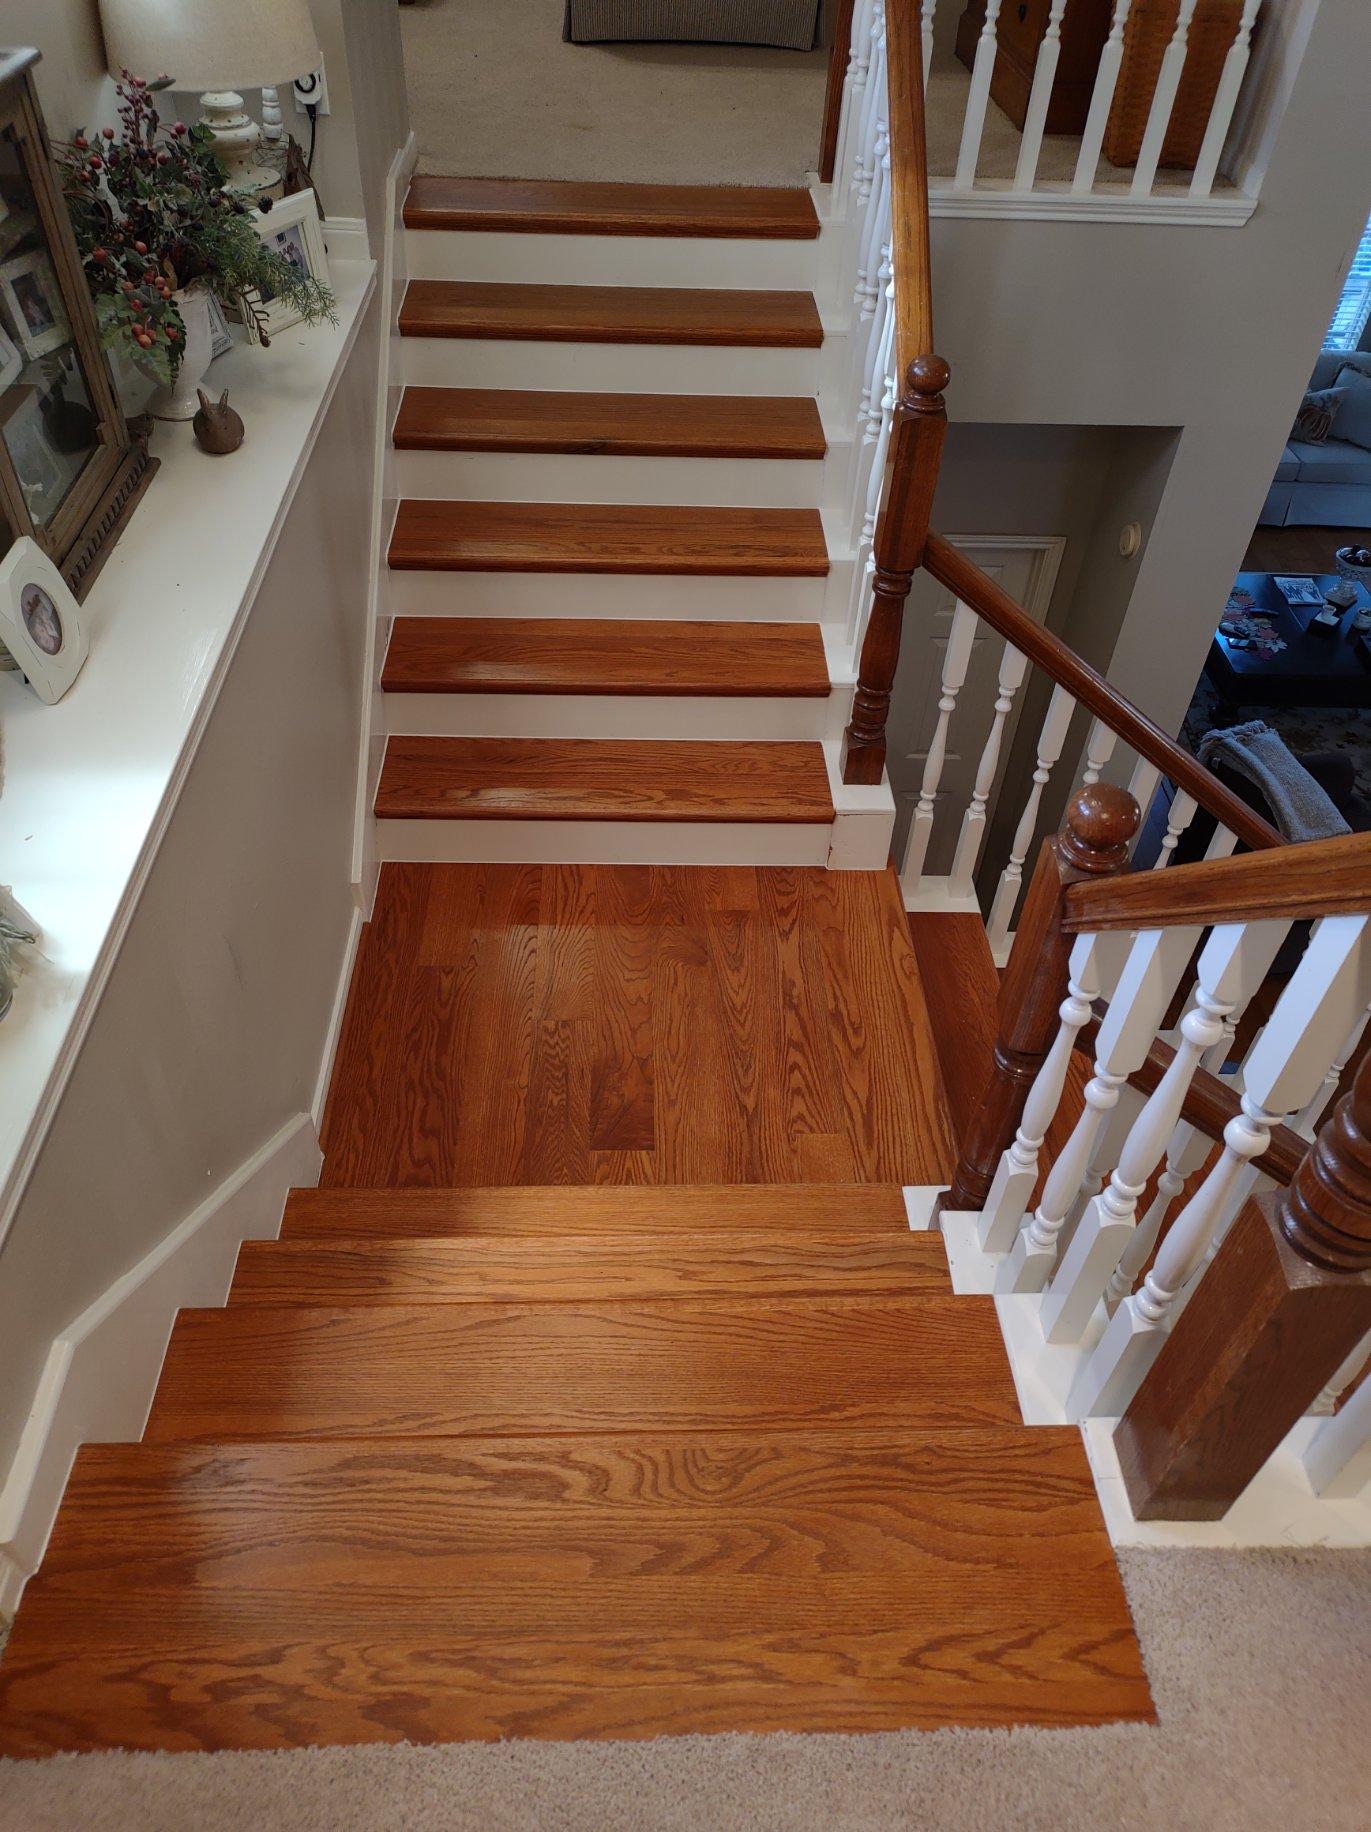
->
[1260,350,1371,526]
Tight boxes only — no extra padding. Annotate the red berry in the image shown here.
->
[73,134,88,149]
[91,246,108,262]
[88,156,102,171]
[166,325,179,340]
[133,240,147,254]
[102,126,114,139]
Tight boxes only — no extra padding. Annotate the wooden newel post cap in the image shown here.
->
[1060,782,1140,872]
[906,353,951,399]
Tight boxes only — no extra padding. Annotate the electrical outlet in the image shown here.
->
[292,65,329,116]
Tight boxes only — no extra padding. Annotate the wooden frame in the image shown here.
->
[0,51,156,601]
[243,188,331,343]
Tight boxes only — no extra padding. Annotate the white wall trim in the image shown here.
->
[311,904,365,1132]
[322,214,370,263]
[0,1114,322,1617]
[927,185,1257,228]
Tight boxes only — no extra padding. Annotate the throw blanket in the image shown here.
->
[1196,720,1351,843]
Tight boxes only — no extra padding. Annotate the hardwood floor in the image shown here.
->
[319,864,956,1187]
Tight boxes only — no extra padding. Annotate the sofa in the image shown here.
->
[1260,348,1371,526]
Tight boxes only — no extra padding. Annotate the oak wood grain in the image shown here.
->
[387,500,830,576]
[392,388,827,459]
[381,618,831,698]
[229,1230,951,1305]
[283,1183,916,1236]
[373,738,836,823]
[818,0,857,182]
[397,279,824,347]
[906,912,1000,1139]
[403,175,821,238]
[143,1297,1023,1441]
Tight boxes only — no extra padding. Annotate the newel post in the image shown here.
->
[1116,1052,1371,1520]
[841,353,950,786]
[943,782,1140,1213]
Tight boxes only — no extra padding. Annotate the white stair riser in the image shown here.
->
[405,228,817,291]
[383,689,850,744]
[399,336,820,396]
[394,449,825,510]
[388,569,833,622]
[377,816,834,867]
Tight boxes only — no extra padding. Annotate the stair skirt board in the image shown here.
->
[404,230,818,292]
[399,338,822,398]
[387,567,847,623]
[393,451,827,510]
[375,817,836,866]
[382,692,849,744]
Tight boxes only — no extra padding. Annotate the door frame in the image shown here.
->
[897,532,1066,909]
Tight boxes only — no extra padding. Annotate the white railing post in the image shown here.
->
[954,0,1004,192]
[977,931,1102,1252]
[1131,0,1200,198]
[834,0,877,202]
[1081,717,1116,785]
[1073,0,1135,195]
[1040,919,1288,1346]
[1153,787,1198,869]
[1104,1118,1212,1310]
[986,684,1075,957]
[1013,0,1069,193]
[949,639,1029,898]
[1070,913,1371,1418]
[900,601,977,896]
[1190,0,1261,199]
[921,0,938,86]
[1303,1372,1371,1499]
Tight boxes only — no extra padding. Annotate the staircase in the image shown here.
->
[376,175,874,868]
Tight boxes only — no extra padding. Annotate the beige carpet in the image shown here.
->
[400,0,830,187]
[2,1547,1369,1829]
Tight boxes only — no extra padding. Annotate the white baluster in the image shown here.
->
[1081,717,1116,784]
[1131,0,1200,199]
[998,1061,1123,1294]
[949,639,1029,899]
[921,0,938,85]
[1126,757,1162,851]
[1153,787,1197,869]
[847,346,896,643]
[835,0,878,201]
[1070,913,1371,1418]
[1042,919,1288,1346]
[1073,0,1135,195]
[954,0,1005,191]
[1190,0,1261,198]
[1204,822,1240,862]
[899,602,978,897]
[1104,1118,1212,1309]
[1303,1372,1371,1499]
[1292,1003,1369,1141]
[1013,0,1069,192]
[1312,1328,1371,1417]
[846,244,893,544]
[987,684,1075,957]
[978,933,1102,1252]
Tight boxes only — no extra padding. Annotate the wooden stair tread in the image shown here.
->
[282,1184,916,1239]
[373,738,835,824]
[398,279,823,348]
[143,1297,1023,1441]
[381,618,832,698]
[387,500,830,576]
[906,912,1002,1129]
[229,1229,950,1305]
[404,176,821,239]
[392,387,827,459]
[0,1430,1149,1753]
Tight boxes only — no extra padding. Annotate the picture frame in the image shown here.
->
[0,317,20,391]
[241,188,330,342]
[204,286,234,361]
[0,535,90,703]
[0,249,70,361]
[0,383,63,519]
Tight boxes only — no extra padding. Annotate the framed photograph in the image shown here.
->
[242,188,330,342]
[1272,575,1325,608]
[0,536,89,703]
[0,318,20,391]
[205,287,234,361]
[1,384,63,520]
[0,250,70,361]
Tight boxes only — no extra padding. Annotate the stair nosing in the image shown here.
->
[397,281,824,349]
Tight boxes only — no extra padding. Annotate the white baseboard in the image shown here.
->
[0,1113,321,1617]
[322,215,370,263]
[312,903,365,1129]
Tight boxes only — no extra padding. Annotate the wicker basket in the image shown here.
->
[1102,0,1246,172]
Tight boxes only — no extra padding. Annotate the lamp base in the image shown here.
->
[198,91,281,198]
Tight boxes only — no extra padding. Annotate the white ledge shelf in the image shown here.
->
[0,258,377,1245]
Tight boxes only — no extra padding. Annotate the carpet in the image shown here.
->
[2,1547,1368,1829]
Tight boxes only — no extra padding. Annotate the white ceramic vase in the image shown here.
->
[146,281,216,421]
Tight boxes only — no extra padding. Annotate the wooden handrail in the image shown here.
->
[886,0,935,386]
[923,534,1284,855]
[1064,831,1371,934]
[818,0,857,184]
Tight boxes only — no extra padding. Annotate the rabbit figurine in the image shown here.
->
[192,388,245,456]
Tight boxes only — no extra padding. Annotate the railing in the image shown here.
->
[947,808,1371,1516]
[824,0,1268,223]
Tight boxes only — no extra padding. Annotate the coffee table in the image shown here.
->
[1205,572,1371,709]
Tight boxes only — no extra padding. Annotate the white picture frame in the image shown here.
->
[0,537,89,704]
[0,250,70,361]
[242,188,330,342]
[0,319,20,391]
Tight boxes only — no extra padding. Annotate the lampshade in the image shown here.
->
[98,0,320,92]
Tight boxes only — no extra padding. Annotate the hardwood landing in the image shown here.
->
[319,864,956,1187]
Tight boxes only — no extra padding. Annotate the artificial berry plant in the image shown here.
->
[58,72,335,384]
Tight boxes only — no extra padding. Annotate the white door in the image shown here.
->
[888,539,1060,891]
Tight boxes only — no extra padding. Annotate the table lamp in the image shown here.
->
[98,0,320,195]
